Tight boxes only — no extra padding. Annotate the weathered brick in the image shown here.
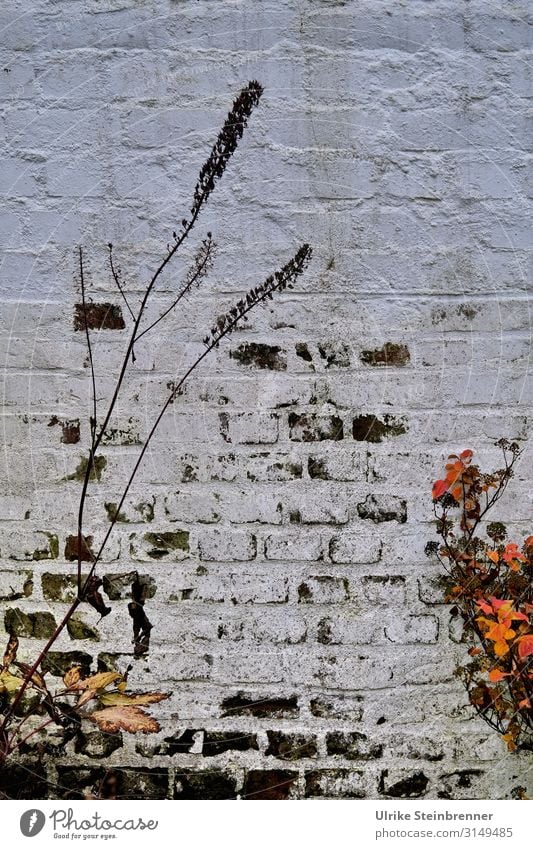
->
[384,615,439,644]
[310,694,363,722]
[199,529,257,562]
[4,607,56,638]
[305,769,365,799]
[352,414,408,443]
[298,576,349,604]
[360,342,410,367]
[202,731,259,756]
[221,692,299,719]
[164,490,221,523]
[0,569,33,600]
[242,769,298,800]
[378,769,429,799]
[230,574,289,604]
[326,731,383,760]
[289,412,344,442]
[230,342,286,370]
[266,731,318,760]
[265,530,323,561]
[130,530,190,561]
[219,412,279,445]
[357,494,407,524]
[329,533,382,564]
[361,575,406,606]
[174,771,237,800]
[73,302,125,331]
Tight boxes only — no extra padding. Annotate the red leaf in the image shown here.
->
[432,479,448,499]
[517,635,533,659]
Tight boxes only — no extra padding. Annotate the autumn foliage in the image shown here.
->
[428,440,533,751]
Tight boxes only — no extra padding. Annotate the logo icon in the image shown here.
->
[20,810,46,837]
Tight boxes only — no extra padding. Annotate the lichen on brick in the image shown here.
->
[141,530,189,558]
[360,342,410,367]
[220,693,299,718]
[48,416,80,444]
[352,414,407,443]
[230,342,286,370]
[289,412,344,442]
[4,608,57,639]
[66,455,107,482]
[67,616,99,641]
[74,303,125,331]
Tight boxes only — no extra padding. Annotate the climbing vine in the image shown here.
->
[427,440,533,751]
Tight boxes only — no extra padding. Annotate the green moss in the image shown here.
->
[67,616,100,641]
[41,573,81,602]
[105,502,128,523]
[4,608,56,638]
[66,455,107,483]
[142,531,189,559]
[41,651,93,677]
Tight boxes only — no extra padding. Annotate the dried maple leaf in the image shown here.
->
[99,691,169,707]
[14,662,47,691]
[88,705,160,734]
[76,688,98,709]
[63,665,82,689]
[2,633,18,670]
[72,671,123,692]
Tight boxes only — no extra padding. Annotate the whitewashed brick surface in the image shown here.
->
[0,0,532,800]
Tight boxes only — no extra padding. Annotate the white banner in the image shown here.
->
[2,799,531,849]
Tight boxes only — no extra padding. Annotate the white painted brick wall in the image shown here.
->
[0,0,532,800]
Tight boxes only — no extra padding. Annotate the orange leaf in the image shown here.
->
[432,479,448,499]
[89,705,160,734]
[518,698,531,709]
[494,640,511,657]
[488,669,509,682]
[502,732,517,752]
[517,635,533,659]
[486,550,499,564]
[460,449,473,461]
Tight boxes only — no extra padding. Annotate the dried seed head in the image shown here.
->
[192,81,264,216]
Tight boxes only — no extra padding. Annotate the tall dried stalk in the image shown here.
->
[0,81,312,766]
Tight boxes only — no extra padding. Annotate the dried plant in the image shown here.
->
[0,81,312,779]
[427,440,533,751]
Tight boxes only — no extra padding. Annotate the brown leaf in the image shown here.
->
[99,691,169,707]
[82,575,111,617]
[14,662,47,691]
[72,671,123,692]
[2,633,18,670]
[76,687,98,709]
[63,665,82,689]
[88,705,160,734]
[128,575,153,657]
